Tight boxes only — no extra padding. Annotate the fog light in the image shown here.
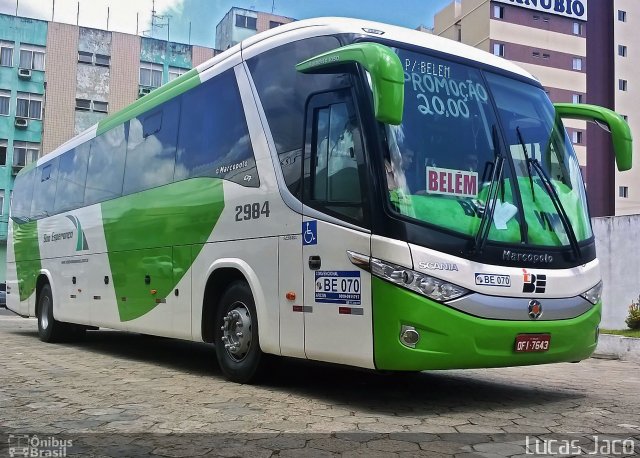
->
[400,325,420,348]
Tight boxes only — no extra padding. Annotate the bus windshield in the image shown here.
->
[384,46,592,248]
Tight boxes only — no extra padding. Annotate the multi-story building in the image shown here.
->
[613,0,638,215]
[0,13,216,281]
[434,0,638,217]
[215,7,294,50]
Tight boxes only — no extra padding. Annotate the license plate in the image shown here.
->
[514,334,551,353]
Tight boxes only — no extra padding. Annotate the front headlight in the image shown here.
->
[581,280,603,305]
[370,257,469,302]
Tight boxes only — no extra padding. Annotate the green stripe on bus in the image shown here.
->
[101,177,225,322]
[96,67,201,136]
[13,221,42,302]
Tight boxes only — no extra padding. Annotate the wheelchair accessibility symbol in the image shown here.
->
[302,220,317,245]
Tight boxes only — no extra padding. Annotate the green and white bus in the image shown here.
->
[7,18,632,383]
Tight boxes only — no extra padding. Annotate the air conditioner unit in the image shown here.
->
[138,87,152,98]
[18,68,31,79]
[14,118,28,128]
[11,164,23,175]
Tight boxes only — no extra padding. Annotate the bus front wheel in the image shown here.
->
[214,281,265,384]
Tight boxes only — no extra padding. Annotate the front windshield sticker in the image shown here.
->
[426,166,478,198]
[493,200,518,230]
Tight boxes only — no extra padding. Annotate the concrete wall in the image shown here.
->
[592,214,640,329]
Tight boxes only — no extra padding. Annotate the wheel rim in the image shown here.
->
[40,296,50,330]
[220,302,252,362]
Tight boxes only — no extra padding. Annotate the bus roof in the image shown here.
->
[39,16,537,168]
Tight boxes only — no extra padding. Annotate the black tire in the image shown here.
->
[37,284,69,343]
[214,281,266,384]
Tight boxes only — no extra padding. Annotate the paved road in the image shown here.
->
[0,315,638,457]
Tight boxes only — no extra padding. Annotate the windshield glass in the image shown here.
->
[384,47,591,247]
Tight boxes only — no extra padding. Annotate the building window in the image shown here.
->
[93,101,108,113]
[235,14,257,30]
[0,41,13,67]
[95,54,110,66]
[0,139,6,166]
[16,92,42,119]
[618,45,627,57]
[75,98,91,110]
[532,51,540,58]
[13,141,39,167]
[269,21,283,28]
[619,79,628,91]
[78,50,92,64]
[168,66,187,81]
[493,43,505,57]
[619,186,629,198]
[0,190,4,215]
[572,94,582,104]
[573,22,583,35]
[0,90,9,116]
[139,62,163,88]
[572,58,583,71]
[19,45,45,71]
[618,10,627,22]
[572,131,583,144]
[494,5,504,19]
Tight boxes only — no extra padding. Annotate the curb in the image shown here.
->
[594,333,640,362]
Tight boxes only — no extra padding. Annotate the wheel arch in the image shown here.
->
[199,258,279,355]
[33,269,54,317]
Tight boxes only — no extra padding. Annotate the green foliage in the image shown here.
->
[625,295,640,330]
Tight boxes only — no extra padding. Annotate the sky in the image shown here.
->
[0,0,451,48]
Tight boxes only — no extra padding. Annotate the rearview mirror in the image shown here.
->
[296,43,405,125]
[554,103,632,171]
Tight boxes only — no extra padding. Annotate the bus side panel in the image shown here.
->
[9,220,40,316]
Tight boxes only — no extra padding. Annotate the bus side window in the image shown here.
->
[84,123,127,206]
[304,91,368,227]
[30,157,59,219]
[247,35,347,198]
[123,97,180,195]
[11,169,35,222]
[175,69,258,187]
[54,142,89,213]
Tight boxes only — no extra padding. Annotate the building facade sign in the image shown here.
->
[493,0,587,21]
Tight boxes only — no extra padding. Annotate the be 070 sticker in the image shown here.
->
[315,271,361,305]
[475,273,511,287]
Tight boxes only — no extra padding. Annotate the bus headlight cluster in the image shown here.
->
[370,258,468,302]
[580,281,603,305]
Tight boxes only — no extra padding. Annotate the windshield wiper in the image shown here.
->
[516,126,536,202]
[471,125,504,255]
[516,128,582,260]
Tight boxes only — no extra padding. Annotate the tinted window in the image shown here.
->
[11,169,35,222]
[31,157,59,218]
[175,69,258,187]
[85,123,126,205]
[247,36,347,195]
[304,91,367,226]
[123,98,180,195]
[54,142,89,213]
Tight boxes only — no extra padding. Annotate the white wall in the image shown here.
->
[592,215,640,329]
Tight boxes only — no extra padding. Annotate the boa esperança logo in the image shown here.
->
[42,215,89,252]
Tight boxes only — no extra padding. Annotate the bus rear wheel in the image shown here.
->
[214,281,265,384]
[37,284,85,342]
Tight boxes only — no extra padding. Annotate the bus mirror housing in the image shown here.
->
[296,43,405,125]
[554,103,633,171]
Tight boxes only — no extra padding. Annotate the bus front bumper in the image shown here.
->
[372,278,600,371]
